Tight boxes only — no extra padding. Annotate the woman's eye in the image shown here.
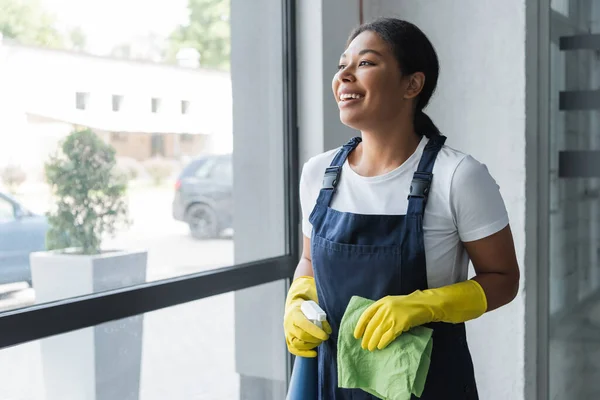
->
[337,61,373,71]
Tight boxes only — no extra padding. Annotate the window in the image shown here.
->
[552,0,570,16]
[1,286,288,399]
[194,157,216,178]
[112,95,124,112]
[0,1,297,399]
[211,158,233,183]
[75,92,89,110]
[181,100,191,114]
[545,1,600,398]
[151,97,161,113]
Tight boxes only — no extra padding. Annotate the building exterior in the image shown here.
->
[0,38,232,174]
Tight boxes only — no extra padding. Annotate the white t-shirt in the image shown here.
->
[300,136,509,289]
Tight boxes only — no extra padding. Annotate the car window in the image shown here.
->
[195,158,216,179]
[180,158,207,178]
[211,160,233,183]
[0,197,15,222]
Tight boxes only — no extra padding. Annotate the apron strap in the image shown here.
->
[406,135,447,217]
[315,136,362,207]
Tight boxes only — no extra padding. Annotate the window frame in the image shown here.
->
[0,0,298,355]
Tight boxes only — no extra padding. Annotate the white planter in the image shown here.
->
[30,249,148,400]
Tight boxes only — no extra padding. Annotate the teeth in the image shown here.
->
[340,93,363,100]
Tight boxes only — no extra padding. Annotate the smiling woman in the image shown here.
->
[333,21,440,142]
[283,17,520,400]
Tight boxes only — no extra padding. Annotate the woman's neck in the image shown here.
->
[349,123,421,178]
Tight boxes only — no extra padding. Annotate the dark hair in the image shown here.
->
[348,18,441,137]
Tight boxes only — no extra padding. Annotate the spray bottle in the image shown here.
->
[286,300,326,399]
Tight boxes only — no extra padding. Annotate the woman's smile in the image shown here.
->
[337,93,365,108]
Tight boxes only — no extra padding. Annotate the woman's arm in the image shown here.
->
[464,224,520,312]
[284,235,330,357]
[293,235,314,279]
[355,194,519,351]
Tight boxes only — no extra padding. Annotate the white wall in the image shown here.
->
[362,1,527,399]
[297,1,529,399]
[296,0,359,162]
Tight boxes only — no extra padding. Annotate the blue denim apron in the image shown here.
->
[309,135,479,399]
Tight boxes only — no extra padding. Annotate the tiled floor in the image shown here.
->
[549,295,600,400]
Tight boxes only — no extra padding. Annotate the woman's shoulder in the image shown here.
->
[430,140,501,202]
[301,147,340,183]
[434,141,488,179]
[436,141,469,165]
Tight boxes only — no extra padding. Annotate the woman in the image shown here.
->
[283,18,520,399]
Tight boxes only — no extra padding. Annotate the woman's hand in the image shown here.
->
[354,279,488,351]
[353,293,435,351]
[284,276,332,357]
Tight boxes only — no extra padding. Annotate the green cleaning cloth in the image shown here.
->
[337,296,434,400]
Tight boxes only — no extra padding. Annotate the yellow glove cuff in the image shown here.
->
[285,276,318,308]
[425,279,488,324]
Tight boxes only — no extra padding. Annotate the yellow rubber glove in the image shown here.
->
[284,276,332,358]
[354,279,488,351]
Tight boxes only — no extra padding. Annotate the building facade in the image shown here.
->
[0,39,232,174]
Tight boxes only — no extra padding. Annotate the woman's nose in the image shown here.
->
[338,67,355,83]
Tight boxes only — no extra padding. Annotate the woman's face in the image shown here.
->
[332,31,416,130]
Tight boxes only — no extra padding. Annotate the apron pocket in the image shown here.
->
[312,234,401,255]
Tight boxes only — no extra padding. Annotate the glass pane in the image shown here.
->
[0,280,288,400]
[549,1,600,398]
[552,0,570,17]
[0,0,287,312]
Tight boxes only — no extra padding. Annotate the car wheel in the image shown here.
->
[186,203,219,240]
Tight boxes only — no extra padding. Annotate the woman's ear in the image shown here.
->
[403,72,425,100]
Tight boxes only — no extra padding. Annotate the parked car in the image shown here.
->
[0,191,48,285]
[172,154,233,239]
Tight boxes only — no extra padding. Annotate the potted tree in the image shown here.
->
[30,128,147,400]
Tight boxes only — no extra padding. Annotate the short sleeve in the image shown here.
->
[300,162,317,238]
[449,155,509,242]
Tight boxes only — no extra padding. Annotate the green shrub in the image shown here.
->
[44,129,130,254]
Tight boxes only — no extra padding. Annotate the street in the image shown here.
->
[0,187,241,400]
